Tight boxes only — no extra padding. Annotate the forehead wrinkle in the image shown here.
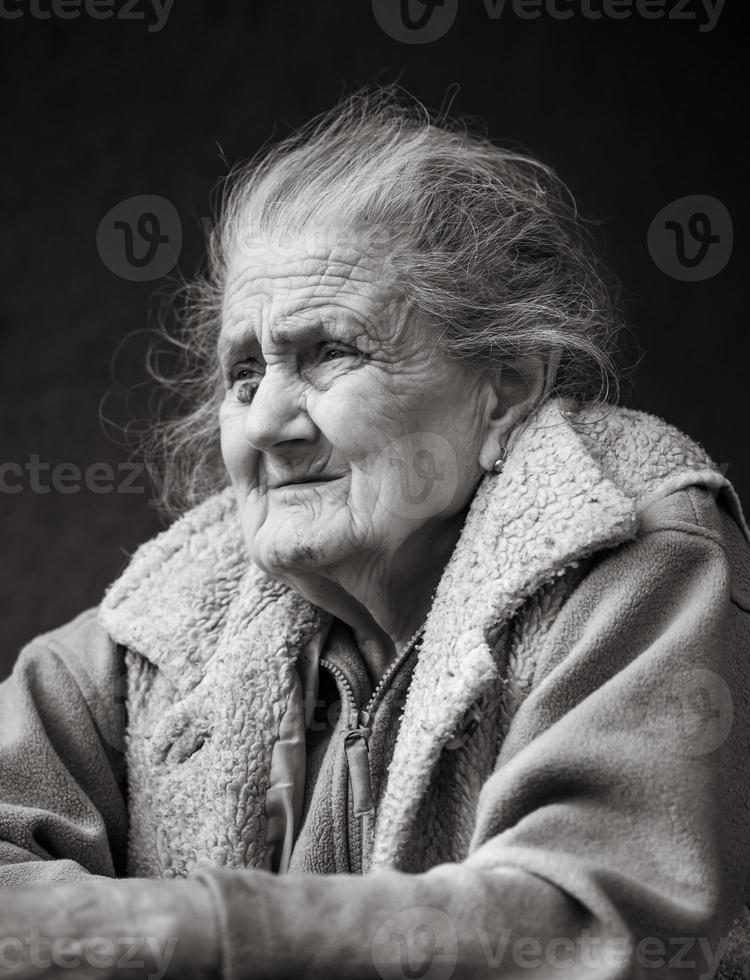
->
[219,244,398,363]
[225,245,390,305]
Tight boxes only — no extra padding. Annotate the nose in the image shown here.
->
[241,365,316,452]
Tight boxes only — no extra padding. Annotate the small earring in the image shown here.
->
[492,448,508,474]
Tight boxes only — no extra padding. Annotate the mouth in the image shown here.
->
[270,475,344,491]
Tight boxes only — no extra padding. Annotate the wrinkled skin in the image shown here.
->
[218,234,544,679]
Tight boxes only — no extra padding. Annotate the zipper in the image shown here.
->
[319,627,425,865]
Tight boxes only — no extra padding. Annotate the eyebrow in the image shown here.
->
[216,332,260,369]
[217,312,349,367]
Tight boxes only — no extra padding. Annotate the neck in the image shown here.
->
[283,504,470,684]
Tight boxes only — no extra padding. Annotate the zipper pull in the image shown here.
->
[358,708,372,728]
[343,728,374,817]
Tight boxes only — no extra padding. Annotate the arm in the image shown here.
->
[0,609,221,979]
[190,489,750,979]
[0,608,128,885]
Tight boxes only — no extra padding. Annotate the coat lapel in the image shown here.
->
[99,491,331,874]
[99,489,329,698]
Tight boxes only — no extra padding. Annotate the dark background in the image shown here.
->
[1,0,747,677]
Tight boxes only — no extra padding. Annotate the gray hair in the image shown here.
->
[146,86,625,513]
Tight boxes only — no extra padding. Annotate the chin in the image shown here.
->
[249,524,343,579]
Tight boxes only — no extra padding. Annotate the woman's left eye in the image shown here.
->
[321,347,350,361]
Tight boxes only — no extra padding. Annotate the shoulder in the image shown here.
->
[14,607,127,705]
[573,483,747,618]
[1,608,129,773]
[27,606,108,656]
[523,484,750,691]
[552,400,750,610]
[635,484,750,611]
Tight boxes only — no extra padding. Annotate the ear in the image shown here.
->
[478,351,560,472]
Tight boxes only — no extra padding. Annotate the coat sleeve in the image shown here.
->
[0,608,130,885]
[0,608,222,979]
[189,487,750,980]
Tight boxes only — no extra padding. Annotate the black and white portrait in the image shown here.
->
[0,3,748,978]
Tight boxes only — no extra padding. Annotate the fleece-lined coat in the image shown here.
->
[1,397,750,980]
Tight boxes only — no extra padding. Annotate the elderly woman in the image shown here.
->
[1,89,749,980]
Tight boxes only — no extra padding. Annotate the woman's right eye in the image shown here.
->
[232,369,259,404]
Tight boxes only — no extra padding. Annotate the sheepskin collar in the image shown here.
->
[99,398,745,699]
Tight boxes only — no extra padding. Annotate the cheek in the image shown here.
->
[352,432,463,524]
[310,379,403,456]
[219,409,251,484]
[310,384,472,523]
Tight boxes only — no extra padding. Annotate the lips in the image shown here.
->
[269,475,342,490]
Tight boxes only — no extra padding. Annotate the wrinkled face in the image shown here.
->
[218,234,490,582]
